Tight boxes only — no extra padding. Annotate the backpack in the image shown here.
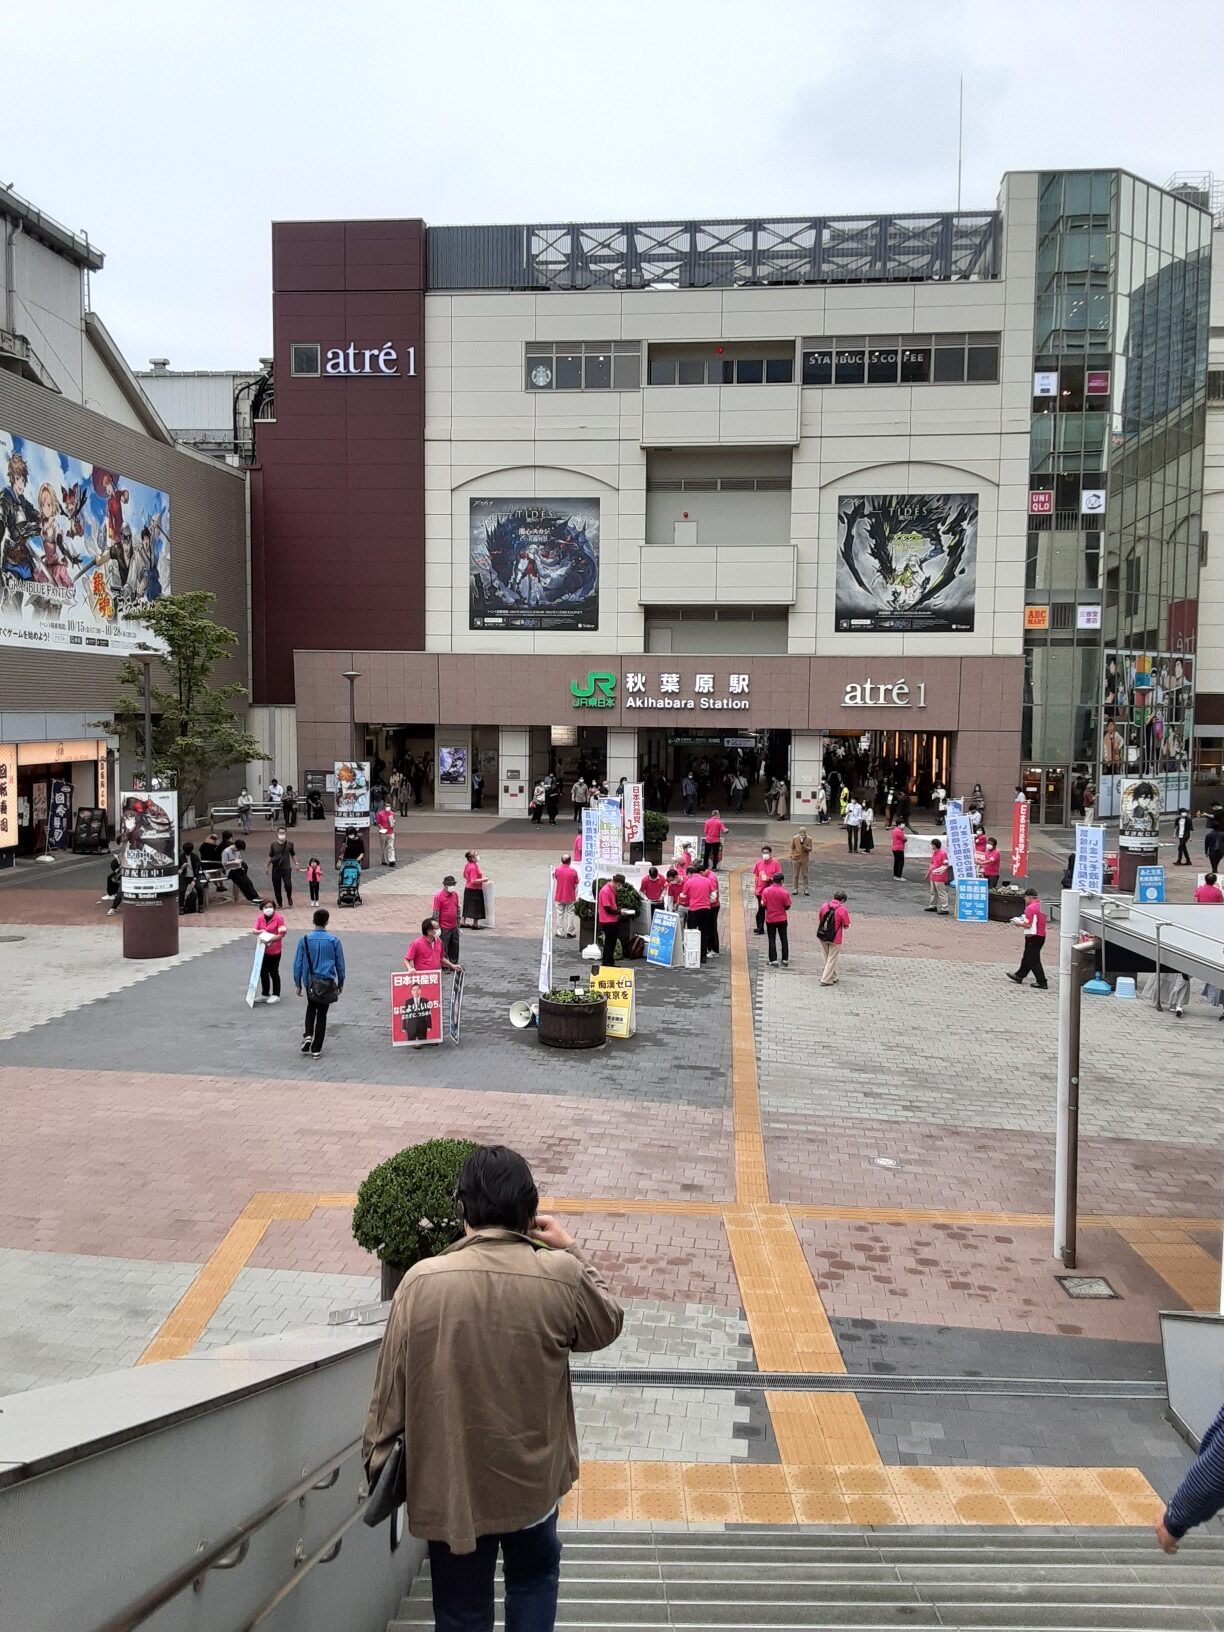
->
[816,903,839,942]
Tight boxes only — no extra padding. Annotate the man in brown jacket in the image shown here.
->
[789,826,813,895]
[362,1144,623,1631]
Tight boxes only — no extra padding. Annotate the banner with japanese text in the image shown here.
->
[944,812,975,883]
[622,783,645,845]
[1072,824,1104,893]
[578,809,599,901]
[1010,796,1030,880]
[596,798,623,868]
[390,970,442,1046]
[119,790,178,897]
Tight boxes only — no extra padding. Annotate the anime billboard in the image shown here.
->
[469,498,599,632]
[836,493,977,633]
[0,429,169,655]
[1098,651,1192,818]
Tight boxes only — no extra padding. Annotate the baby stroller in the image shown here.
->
[337,856,363,907]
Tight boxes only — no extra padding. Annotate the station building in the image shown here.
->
[243,169,1216,827]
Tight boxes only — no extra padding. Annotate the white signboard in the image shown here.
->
[944,812,976,884]
[1072,824,1104,893]
[1033,370,1059,398]
[596,798,623,868]
[578,809,599,901]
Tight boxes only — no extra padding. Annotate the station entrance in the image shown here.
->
[823,727,954,812]
[637,727,791,814]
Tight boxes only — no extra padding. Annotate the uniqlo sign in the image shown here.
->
[1029,490,1054,515]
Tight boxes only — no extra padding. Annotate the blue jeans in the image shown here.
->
[428,1510,561,1632]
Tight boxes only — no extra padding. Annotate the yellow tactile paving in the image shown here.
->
[570,1463,1161,1527]
[767,1392,881,1467]
[725,1204,845,1372]
[1115,1223,1221,1310]
[729,867,770,1204]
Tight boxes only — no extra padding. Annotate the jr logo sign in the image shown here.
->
[571,672,617,710]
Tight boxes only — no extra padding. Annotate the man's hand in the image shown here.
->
[530,1213,575,1250]
[1155,1518,1179,1554]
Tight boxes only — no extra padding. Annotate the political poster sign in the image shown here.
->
[390,970,443,1046]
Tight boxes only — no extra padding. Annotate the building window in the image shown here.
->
[290,343,321,377]
[800,332,999,387]
[525,341,641,391]
[645,350,795,386]
[1208,368,1224,403]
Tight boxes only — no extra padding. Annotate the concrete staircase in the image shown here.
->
[391,1526,1224,1629]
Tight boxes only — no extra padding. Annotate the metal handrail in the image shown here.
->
[92,1437,364,1632]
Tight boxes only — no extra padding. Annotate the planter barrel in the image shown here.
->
[989,890,1023,923]
[381,1261,409,1301]
[538,993,607,1050]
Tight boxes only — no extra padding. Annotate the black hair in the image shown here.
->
[421,916,437,934]
[456,1145,539,1234]
[1024,888,1039,899]
[312,907,330,927]
[221,829,233,843]
[833,889,848,902]
[182,841,194,855]
[1207,873,1219,886]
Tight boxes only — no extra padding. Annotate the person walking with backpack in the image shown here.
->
[762,871,792,968]
[293,907,345,1058]
[925,838,951,915]
[816,890,851,986]
[1006,888,1048,989]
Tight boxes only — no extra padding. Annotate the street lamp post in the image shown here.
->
[341,669,361,764]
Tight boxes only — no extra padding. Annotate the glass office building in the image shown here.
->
[1023,170,1211,822]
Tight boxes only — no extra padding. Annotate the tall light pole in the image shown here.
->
[341,669,361,764]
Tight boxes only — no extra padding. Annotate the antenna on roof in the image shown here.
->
[956,76,964,212]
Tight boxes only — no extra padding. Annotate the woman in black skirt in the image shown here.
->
[461,849,488,928]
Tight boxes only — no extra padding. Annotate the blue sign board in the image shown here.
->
[956,879,989,922]
[1135,865,1165,905]
[646,909,679,967]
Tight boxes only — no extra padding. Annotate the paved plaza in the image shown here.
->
[1,809,1221,1528]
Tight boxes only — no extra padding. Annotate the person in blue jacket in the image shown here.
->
[292,907,345,1059]
[1157,1401,1224,1551]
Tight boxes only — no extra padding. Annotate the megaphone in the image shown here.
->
[509,1000,537,1029]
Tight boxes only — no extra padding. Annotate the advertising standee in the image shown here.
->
[956,879,989,922]
[1135,866,1166,905]
[646,909,680,968]
[589,966,636,1038]
[390,970,442,1046]
[119,790,178,897]
[333,761,371,829]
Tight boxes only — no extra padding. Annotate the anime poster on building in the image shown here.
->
[390,970,442,1046]
[469,498,599,632]
[1098,651,1193,817]
[836,493,978,633]
[333,761,371,830]
[0,429,169,656]
[119,790,178,897]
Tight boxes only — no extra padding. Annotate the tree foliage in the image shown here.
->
[107,592,267,815]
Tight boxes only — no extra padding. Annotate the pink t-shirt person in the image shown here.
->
[463,859,484,888]
[891,824,906,853]
[818,899,852,943]
[761,881,791,924]
[553,863,578,904]
[680,872,713,911]
[753,855,776,896]
[432,887,460,929]
[573,830,583,863]
[981,845,1001,879]
[596,880,622,925]
[640,871,666,903]
[1194,881,1224,903]
[253,909,286,955]
[703,815,726,843]
[404,934,443,970]
[927,846,951,882]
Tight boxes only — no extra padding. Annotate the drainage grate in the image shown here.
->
[570,1368,1164,1400]
[1056,1274,1119,1300]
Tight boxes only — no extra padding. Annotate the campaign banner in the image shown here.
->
[578,809,600,901]
[244,938,264,1008]
[1010,796,1030,880]
[956,879,989,922]
[945,812,976,884]
[1118,778,1160,850]
[390,969,443,1046]
[1135,865,1166,905]
[47,779,72,850]
[333,761,371,830]
[447,968,465,1043]
[1072,824,1105,893]
[596,798,623,868]
[623,783,645,846]
[539,871,556,995]
[646,908,680,968]
[119,789,178,897]
[0,427,170,657]
[590,966,636,1038]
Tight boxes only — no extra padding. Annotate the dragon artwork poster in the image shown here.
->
[0,428,170,655]
[469,498,599,632]
[836,493,978,633]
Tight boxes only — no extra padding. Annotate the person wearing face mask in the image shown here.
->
[266,826,300,908]
[253,899,288,1002]
[752,846,776,935]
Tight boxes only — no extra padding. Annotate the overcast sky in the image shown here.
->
[11,0,1222,369]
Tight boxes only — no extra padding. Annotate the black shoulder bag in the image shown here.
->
[303,935,340,1006]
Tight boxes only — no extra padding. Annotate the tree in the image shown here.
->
[106,592,267,817]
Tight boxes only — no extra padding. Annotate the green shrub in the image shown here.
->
[644,809,670,844]
[543,986,607,1005]
[352,1137,480,1266]
[576,877,643,922]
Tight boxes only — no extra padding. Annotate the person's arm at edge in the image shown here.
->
[1158,1405,1224,1551]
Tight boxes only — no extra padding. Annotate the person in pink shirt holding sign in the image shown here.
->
[752,845,777,935]
[432,874,462,964]
[405,917,462,974]
[552,854,579,938]
[252,900,287,1003]
[981,837,1002,889]
[702,810,727,872]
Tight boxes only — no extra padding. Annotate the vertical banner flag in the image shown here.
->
[945,812,975,883]
[596,798,623,868]
[623,783,645,846]
[1010,794,1030,880]
[647,908,680,968]
[578,809,600,900]
[947,798,964,819]
[590,966,636,1038]
[47,780,73,850]
[391,970,443,1046]
[0,743,15,851]
[1072,824,1105,893]
[447,968,465,1043]
[539,871,556,995]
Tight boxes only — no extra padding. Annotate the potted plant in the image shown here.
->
[352,1137,479,1300]
[576,876,644,936]
[989,880,1025,923]
[538,984,608,1050]
[644,809,670,865]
